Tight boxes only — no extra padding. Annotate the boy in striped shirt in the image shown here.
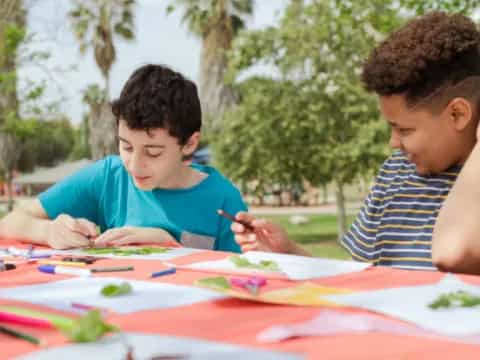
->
[232,12,480,271]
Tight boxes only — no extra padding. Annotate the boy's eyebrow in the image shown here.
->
[144,144,165,149]
[118,136,165,149]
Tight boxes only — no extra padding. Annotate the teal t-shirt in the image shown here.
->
[38,156,247,252]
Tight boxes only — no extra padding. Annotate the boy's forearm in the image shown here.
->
[0,210,51,246]
[433,143,480,273]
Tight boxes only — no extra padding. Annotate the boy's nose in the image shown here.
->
[389,132,401,149]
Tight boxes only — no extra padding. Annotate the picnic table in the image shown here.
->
[0,242,479,359]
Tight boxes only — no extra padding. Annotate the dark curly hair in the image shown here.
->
[111,64,201,145]
[362,12,480,111]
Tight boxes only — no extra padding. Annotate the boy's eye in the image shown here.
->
[146,151,162,158]
[122,147,133,152]
[399,128,413,135]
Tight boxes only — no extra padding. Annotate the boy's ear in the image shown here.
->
[447,98,473,131]
[182,132,200,156]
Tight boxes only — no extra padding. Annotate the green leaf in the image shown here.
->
[196,276,231,291]
[229,255,280,272]
[60,310,118,343]
[428,290,480,309]
[85,247,169,256]
[101,282,132,297]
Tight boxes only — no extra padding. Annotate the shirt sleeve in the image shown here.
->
[215,188,248,253]
[38,158,108,224]
[341,158,393,263]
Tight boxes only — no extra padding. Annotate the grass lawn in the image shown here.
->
[263,214,355,260]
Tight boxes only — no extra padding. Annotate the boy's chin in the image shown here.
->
[133,181,155,191]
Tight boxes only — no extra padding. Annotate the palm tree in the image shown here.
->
[168,0,253,135]
[69,0,135,159]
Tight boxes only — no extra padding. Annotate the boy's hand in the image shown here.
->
[93,227,180,247]
[48,214,98,249]
[231,212,294,253]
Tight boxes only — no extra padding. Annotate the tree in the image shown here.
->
[69,0,135,159]
[167,0,253,135]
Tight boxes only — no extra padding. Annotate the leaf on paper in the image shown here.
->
[101,282,132,297]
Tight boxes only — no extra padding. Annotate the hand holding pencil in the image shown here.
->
[223,210,295,254]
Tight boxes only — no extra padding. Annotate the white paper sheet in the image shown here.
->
[324,275,480,336]
[0,246,201,261]
[257,309,480,345]
[0,277,225,314]
[186,251,370,280]
[16,332,304,360]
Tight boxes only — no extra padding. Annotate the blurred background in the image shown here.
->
[1,0,479,258]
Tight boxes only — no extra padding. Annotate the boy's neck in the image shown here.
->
[157,165,207,190]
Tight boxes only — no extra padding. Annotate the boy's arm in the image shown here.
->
[432,143,480,274]
[0,199,51,245]
[0,199,96,249]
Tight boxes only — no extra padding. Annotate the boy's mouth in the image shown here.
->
[133,175,151,183]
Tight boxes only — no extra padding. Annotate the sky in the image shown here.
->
[19,0,288,123]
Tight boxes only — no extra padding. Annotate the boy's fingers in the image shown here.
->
[231,222,245,233]
[241,243,258,252]
[235,233,256,245]
[94,229,122,246]
[235,212,256,224]
[76,218,98,237]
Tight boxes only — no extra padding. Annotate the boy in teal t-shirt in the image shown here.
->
[0,64,246,252]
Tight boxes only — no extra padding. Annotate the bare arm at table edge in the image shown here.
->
[0,199,95,249]
[432,142,480,275]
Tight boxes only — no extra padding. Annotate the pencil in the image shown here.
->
[0,324,41,345]
[91,266,134,273]
[217,209,255,231]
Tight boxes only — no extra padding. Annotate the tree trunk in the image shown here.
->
[199,10,237,135]
[88,101,118,160]
[322,184,328,205]
[335,179,347,243]
[5,170,13,211]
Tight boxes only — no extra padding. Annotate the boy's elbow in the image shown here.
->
[432,233,478,273]
[432,248,465,273]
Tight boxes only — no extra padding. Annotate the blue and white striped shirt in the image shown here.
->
[342,151,461,270]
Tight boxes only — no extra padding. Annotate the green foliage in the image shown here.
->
[429,290,480,309]
[57,310,118,342]
[400,0,479,15]
[6,117,76,172]
[217,0,396,195]
[101,282,133,297]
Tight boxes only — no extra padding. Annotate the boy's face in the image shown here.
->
[379,94,475,175]
[118,119,198,190]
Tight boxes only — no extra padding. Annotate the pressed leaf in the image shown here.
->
[230,255,280,272]
[60,310,118,343]
[101,282,132,297]
[196,276,231,291]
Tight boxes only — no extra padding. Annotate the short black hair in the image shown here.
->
[362,12,480,112]
[111,64,201,145]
